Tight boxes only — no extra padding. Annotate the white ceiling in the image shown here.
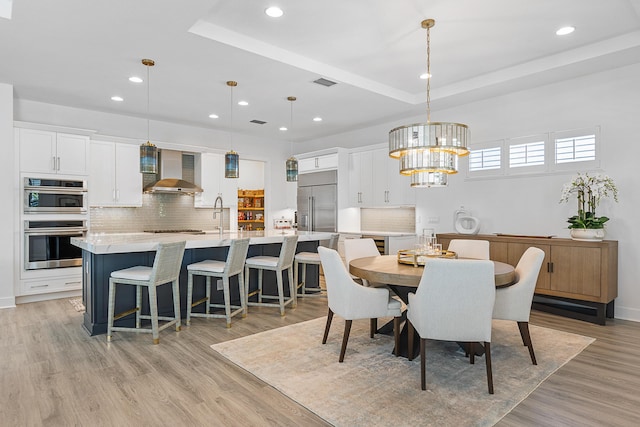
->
[1,0,639,145]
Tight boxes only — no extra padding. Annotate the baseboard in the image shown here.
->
[611,306,640,323]
[15,289,81,305]
[0,296,16,309]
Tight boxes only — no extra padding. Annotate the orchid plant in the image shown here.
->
[560,173,618,229]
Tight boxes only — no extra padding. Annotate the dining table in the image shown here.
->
[348,254,517,358]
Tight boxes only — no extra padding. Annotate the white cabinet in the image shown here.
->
[89,141,142,207]
[194,153,238,209]
[372,148,415,205]
[298,153,339,173]
[348,151,373,206]
[19,128,89,175]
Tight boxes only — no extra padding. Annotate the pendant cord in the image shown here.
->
[146,64,150,142]
[230,85,234,150]
[426,24,431,124]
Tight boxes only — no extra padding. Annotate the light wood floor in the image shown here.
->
[1,297,640,426]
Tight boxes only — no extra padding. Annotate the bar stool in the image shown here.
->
[294,233,339,297]
[186,238,250,328]
[107,240,186,345]
[245,235,298,316]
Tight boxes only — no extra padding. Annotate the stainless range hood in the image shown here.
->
[143,150,203,194]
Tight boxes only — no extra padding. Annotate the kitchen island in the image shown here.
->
[72,230,333,335]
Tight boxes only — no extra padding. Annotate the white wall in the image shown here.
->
[0,84,15,308]
[306,63,640,322]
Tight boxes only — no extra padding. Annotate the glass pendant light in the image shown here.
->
[225,81,239,179]
[388,19,470,185]
[285,96,298,182]
[139,59,158,174]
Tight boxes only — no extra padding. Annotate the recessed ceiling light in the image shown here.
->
[238,101,249,106]
[279,126,288,131]
[209,114,219,119]
[556,26,575,36]
[313,117,322,122]
[419,73,432,80]
[265,7,284,18]
[111,96,124,102]
[129,76,143,83]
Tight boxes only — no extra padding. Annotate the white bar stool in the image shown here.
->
[245,235,298,316]
[107,241,186,344]
[186,238,250,328]
[294,233,339,297]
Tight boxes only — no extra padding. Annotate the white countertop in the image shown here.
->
[339,230,417,237]
[72,230,334,254]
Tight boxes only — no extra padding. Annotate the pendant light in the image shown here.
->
[388,19,470,186]
[285,96,298,182]
[224,80,239,179]
[139,58,158,174]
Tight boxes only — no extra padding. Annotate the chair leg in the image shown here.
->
[393,316,400,357]
[135,284,142,329]
[107,279,116,342]
[288,267,297,309]
[517,321,537,365]
[238,271,247,318]
[485,342,494,394]
[148,285,160,345]
[369,318,377,338]
[301,262,307,294]
[186,272,193,326]
[407,320,415,361]
[420,338,426,390]
[223,276,231,328]
[322,308,334,344]
[258,269,264,303]
[294,259,299,293]
[276,270,285,316]
[244,266,250,306]
[205,276,212,314]
[339,319,353,363]
[470,343,475,364]
[172,279,181,332]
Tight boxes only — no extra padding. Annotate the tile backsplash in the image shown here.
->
[360,207,415,233]
[89,193,230,233]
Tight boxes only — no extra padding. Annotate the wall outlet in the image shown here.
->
[216,279,223,291]
[428,216,440,224]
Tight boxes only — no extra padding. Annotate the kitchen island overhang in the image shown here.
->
[72,231,333,336]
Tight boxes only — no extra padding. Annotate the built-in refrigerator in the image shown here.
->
[297,170,337,232]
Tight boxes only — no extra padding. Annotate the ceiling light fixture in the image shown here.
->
[313,117,322,122]
[388,19,469,188]
[224,81,239,179]
[208,113,219,119]
[556,26,575,36]
[285,96,298,182]
[111,96,124,102]
[419,73,431,80]
[238,101,249,106]
[139,58,158,174]
[129,76,143,83]
[265,7,284,18]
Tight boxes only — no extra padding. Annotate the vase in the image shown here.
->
[570,228,605,242]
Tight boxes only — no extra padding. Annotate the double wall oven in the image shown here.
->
[22,178,88,271]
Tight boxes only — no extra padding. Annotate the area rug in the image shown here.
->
[211,317,594,427]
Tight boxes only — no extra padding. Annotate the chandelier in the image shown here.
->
[388,19,469,187]
[139,59,158,174]
[224,80,239,179]
[285,96,298,182]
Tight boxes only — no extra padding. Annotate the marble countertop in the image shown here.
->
[339,230,417,237]
[72,230,334,254]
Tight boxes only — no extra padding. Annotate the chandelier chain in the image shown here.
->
[426,23,431,124]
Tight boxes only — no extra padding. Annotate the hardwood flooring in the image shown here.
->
[1,297,639,426]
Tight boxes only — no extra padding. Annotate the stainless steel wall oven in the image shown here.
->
[24,220,87,270]
[23,177,87,214]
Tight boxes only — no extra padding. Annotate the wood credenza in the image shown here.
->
[437,233,618,325]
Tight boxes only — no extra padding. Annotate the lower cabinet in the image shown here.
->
[437,233,618,324]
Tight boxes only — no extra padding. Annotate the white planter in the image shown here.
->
[570,228,605,242]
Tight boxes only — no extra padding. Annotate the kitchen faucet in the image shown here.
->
[213,195,224,235]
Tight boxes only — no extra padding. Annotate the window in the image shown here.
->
[509,141,545,168]
[555,134,596,164]
[469,147,501,171]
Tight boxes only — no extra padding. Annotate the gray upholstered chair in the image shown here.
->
[107,240,186,344]
[318,247,401,362]
[294,233,339,297]
[245,235,298,316]
[407,258,496,393]
[492,247,545,364]
[447,239,490,259]
[186,238,250,328]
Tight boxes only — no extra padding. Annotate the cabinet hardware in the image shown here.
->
[57,156,61,171]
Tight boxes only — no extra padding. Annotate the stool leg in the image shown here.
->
[107,278,116,342]
[238,271,247,318]
[289,266,297,309]
[172,279,181,332]
[294,259,299,294]
[148,285,160,344]
[205,276,211,314]
[276,269,285,316]
[258,270,264,303]
[244,266,250,306]
[301,262,307,295]
[136,284,142,329]
[223,276,231,328]
[186,272,193,326]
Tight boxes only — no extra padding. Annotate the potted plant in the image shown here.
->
[560,172,618,241]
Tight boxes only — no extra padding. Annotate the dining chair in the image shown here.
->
[406,258,496,393]
[343,238,381,286]
[318,247,401,362]
[245,235,298,316]
[186,238,250,328]
[447,239,490,260]
[293,233,339,297]
[107,240,186,344]
[492,247,545,364]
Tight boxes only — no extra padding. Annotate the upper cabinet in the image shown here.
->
[18,128,89,176]
[348,150,373,206]
[298,152,339,174]
[194,152,238,208]
[89,141,142,207]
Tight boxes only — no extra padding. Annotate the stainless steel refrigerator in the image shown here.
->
[297,170,337,232]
